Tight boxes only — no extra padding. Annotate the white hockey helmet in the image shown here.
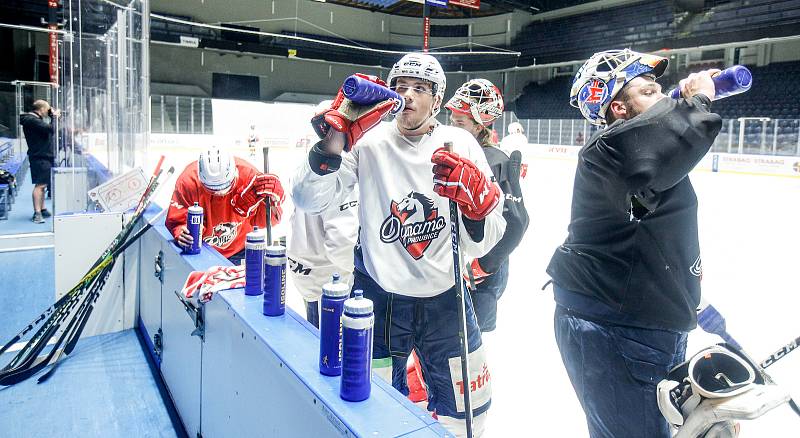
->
[507,122,524,135]
[445,79,504,126]
[387,53,446,114]
[198,146,237,194]
[570,49,668,126]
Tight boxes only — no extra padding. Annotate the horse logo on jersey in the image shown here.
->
[204,222,241,249]
[379,192,446,260]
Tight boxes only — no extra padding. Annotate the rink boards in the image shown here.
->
[134,207,448,438]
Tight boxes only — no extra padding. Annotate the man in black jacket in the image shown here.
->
[547,49,722,438]
[20,100,60,223]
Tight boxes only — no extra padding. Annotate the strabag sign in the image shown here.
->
[697,153,800,177]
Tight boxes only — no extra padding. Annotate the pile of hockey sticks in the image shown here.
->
[0,157,174,386]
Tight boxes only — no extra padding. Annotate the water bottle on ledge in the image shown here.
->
[340,290,374,402]
[244,227,265,296]
[319,273,349,376]
[262,245,286,316]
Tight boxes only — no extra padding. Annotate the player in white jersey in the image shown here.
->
[292,53,506,437]
[499,121,528,152]
[287,185,358,327]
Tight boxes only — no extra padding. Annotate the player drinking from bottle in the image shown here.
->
[292,53,505,437]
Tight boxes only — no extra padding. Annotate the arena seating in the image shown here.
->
[509,0,800,66]
[510,61,800,123]
[510,0,676,66]
[690,0,800,42]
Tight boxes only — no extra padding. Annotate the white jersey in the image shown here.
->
[287,186,358,301]
[293,121,506,298]
[499,132,528,153]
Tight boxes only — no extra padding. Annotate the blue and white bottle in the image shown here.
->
[319,273,349,376]
[244,227,265,296]
[340,289,374,402]
[262,245,286,316]
[184,202,203,255]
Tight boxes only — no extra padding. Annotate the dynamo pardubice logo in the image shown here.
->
[380,192,446,260]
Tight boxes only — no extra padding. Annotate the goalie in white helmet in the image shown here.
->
[545,48,723,438]
[166,145,286,264]
[293,53,506,437]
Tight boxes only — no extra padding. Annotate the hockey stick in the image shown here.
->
[3,165,167,366]
[697,301,800,416]
[760,335,800,369]
[0,266,112,385]
[35,207,171,384]
[262,146,272,244]
[0,164,172,383]
[443,142,474,438]
[0,159,166,357]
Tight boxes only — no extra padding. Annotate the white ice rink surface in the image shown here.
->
[145,143,800,438]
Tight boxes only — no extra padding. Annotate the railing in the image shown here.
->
[151,95,213,135]
[497,113,800,157]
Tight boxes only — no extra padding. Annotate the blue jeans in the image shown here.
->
[554,305,687,438]
[469,261,509,332]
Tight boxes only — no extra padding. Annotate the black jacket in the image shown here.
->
[20,112,55,160]
[547,95,722,332]
[478,145,530,274]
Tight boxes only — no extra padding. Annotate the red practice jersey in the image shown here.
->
[166,157,273,258]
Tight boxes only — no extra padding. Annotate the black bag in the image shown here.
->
[0,169,16,185]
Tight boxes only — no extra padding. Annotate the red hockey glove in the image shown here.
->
[231,173,285,217]
[311,74,395,151]
[463,259,492,286]
[432,148,500,221]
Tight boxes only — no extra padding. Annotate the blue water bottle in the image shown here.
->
[262,245,286,316]
[669,65,752,100]
[340,289,374,402]
[319,273,349,376]
[185,202,203,255]
[244,227,266,296]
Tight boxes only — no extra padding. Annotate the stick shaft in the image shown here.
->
[444,142,474,437]
[262,147,272,244]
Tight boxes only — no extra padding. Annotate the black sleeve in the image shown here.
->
[462,216,485,243]
[477,171,529,274]
[28,116,54,135]
[588,94,722,203]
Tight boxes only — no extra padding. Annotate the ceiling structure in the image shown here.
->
[324,1,591,18]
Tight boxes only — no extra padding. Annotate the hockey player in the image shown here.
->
[247,125,258,158]
[166,146,284,264]
[287,185,358,328]
[445,78,529,334]
[292,54,506,437]
[499,121,527,152]
[546,49,722,438]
